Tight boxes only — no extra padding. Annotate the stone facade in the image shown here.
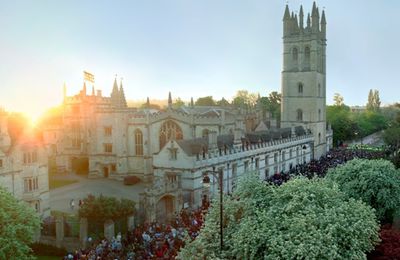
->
[0,112,50,218]
[42,2,332,223]
[280,2,332,159]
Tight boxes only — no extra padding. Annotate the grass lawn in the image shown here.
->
[36,256,60,260]
[49,178,78,190]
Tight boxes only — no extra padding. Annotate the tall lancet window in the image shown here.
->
[297,109,303,121]
[135,129,143,156]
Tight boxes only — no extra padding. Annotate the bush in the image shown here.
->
[326,159,400,223]
[179,175,380,259]
[79,194,135,222]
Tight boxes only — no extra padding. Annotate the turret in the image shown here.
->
[146,97,150,108]
[299,5,304,31]
[111,77,120,107]
[321,10,327,39]
[119,79,127,108]
[311,2,320,32]
[168,92,172,108]
[283,5,291,37]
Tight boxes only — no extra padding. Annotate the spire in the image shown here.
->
[146,97,150,108]
[168,92,172,107]
[190,97,194,107]
[307,13,311,28]
[321,10,326,38]
[119,78,127,108]
[283,4,291,36]
[283,5,290,21]
[311,2,320,32]
[111,76,120,107]
[299,5,304,30]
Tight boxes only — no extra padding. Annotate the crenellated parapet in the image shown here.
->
[283,2,326,40]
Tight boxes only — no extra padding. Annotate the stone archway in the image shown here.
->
[156,195,175,224]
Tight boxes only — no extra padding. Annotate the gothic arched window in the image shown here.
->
[318,109,321,121]
[292,47,298,61]
[298,83,303,94]
[318,132,321,144]
[304,46,311,70]
[159,120,183,149]
[297,109,303,121]
[135,129,143,156]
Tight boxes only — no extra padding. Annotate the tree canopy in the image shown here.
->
[79,194,136,222]
[0,186,40,259]
[326,159,400,223]
[366,89,381,112]
[178,175,380,259]
[195,96,216,106]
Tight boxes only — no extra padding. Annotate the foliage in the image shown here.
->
[232,90,258,110]
[383,125,400,148]
[172,97,185,108]
[179,175,380,259]
[333,93,344,106]
[216,97,230,107]
[78,194,135,222]
[258,91,281,121]
[368,225,400,259]
[326,105,354,145]
[326,159,400,223]
[195,96,216,106]
[327,104,387,146]
[352,110,387,137]
[366,89,381,112]
[0,186,41,260]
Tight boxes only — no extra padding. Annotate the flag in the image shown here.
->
[84,71,95,83]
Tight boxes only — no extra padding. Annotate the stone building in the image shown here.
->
[42,2,332,222]
[0,111,50,218]
[281,2,332,158]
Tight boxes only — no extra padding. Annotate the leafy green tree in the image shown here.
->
[327,105,354,145]
[79,194,135,222]
[258,91,281,121]
[216,97,230,107]
[327,159,400,223]
[0,186,40,259]
[179,175,380,259]
[172,97,185,109]
[367,89,381,112]
[333,93,344,106]
[352,110,387,137]
[232,90,258,110]
[195,96,216,106]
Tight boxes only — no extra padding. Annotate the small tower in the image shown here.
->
[168,92,172,108]
[110,77,120,107]
[281,2,327,159]
[119,79,127,108]
[146,97,150,108]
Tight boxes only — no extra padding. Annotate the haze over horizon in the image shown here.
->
[1,0,399,120]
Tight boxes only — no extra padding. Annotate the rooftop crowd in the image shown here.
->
[64,207,205,260]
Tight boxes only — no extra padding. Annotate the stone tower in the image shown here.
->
[281,2,327,159]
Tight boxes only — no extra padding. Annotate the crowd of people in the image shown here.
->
[64,208,206,260]
[267,147,386,186]
[64,147,388,259]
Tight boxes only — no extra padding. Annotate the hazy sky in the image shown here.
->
[0,0,399,119]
